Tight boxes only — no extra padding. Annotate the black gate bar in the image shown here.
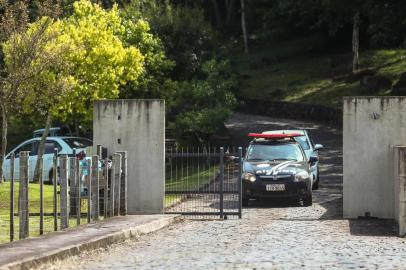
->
[165,146,243,218]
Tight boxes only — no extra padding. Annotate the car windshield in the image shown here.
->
[246,143,304,162]
[63,138,92,149]
[294,136,310,150]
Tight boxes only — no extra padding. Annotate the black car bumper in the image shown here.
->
[243,177,311,199]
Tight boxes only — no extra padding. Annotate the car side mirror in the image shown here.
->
[309,156,318,163]
[314,144,323,151]
[226,155,238,161]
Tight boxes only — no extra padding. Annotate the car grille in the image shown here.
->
[259,175,292,182]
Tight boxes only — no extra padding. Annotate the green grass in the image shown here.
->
[0,182,56,215]
[165,165,218,207]
[165,166,218,192]
[0,182,88,244]
[0,215,88,244]
[233,36,406,108]
[164,195,180,207]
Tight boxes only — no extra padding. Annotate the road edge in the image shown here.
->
[1,215,181,270]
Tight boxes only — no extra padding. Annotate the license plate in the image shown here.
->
[266,184,285,191]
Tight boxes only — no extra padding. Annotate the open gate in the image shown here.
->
[165,147,242,218]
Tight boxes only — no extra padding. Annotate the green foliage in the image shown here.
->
[2,0,238,146]
[2,16,64,116]
[247,0,324,39]
[173,59,236,142]
[233,36,406,108]
[51,0,144,121]
[366,0,406,47]
[3,0,145,126]
[122,1,236,143]
[124,1,218,80]
[119,16,175,102]
[245,0,406,49]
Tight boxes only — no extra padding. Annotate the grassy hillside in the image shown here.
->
[232,36,406,108]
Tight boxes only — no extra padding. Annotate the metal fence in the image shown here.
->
[0,148,127,244]
[165,146,242,219]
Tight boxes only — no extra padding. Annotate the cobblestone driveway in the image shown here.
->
[40,113,406,270]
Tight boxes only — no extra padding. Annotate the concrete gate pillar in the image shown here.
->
[394,146,406,236]
[93,100,165,214]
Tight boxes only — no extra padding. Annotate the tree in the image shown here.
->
[225,0,236,28]
[2,15,73,182]
[0,0,29,182]
[38,0,144,177]
[123,1,237,144]
[50,0,144,124]
[119,16,175,103]
[211,0,223,29]
[366,0,406,47]
[323,0,364,72]
[3,0,145,181]
[352,10,360,71]
[0,0,60,182]
[173,59,236,144]
[123,1,218,81]
[240,0,248,53]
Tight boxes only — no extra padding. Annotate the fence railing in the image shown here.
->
[0,149,127,244]
[164,146,242,218]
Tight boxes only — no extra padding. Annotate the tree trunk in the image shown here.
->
[352,10,360,72]
[211,0,223,29]
[225,0,236,27]
[33,113,52,183]
[0,105,7,183]
[240,0,249,54]
[74,120,79,137]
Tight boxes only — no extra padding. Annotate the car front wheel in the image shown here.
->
[312,176,319,190]
[302,193,312,207]
[312,168,320,190]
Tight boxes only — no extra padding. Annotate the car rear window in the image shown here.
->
[63,138,92,149]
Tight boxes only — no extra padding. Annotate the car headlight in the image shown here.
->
[242,172,256,182]
[294,171,310,182]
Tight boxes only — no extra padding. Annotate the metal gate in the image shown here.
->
[165,147,242,218]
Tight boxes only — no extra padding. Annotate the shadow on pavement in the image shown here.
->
[244,198,300,208]
[348,219,398,237]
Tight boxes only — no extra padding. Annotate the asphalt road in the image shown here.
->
[39,113,406,270]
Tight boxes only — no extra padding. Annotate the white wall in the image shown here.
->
[343,97,406,219]
[93,100,165,214]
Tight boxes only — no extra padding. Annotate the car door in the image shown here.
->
[42,140,62,182]
[28,141,39,181]
[307,136,318,181]
[9,141,37,181]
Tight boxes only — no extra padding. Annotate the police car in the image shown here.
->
[261,130,323,190]
[242,132,317,206]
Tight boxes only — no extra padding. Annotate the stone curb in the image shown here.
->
[0,215,181,270]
